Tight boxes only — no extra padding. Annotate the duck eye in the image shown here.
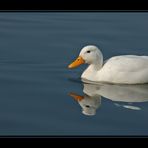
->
[87,50,91,53]
[85,105,90,108]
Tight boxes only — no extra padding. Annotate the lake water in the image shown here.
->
[0,12,148,136]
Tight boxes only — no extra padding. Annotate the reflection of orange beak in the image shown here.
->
[68,56,85,69]
[69,92,84,102]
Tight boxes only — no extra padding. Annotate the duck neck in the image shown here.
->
[88,53,103,71]
[88,63,102,72]
[82,55,103,81]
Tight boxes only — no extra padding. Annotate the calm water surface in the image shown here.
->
[0,12,148,135]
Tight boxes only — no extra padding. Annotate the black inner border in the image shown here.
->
[0,0,148,10]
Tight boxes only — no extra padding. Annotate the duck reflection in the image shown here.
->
[69,82,148,116]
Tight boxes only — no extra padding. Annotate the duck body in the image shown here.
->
[82,55,148,84]
[68,45,148,84]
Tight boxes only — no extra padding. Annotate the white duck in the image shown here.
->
[68,45,148,84]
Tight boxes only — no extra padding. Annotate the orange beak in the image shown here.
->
[69,92,84,102]
[68,56,85,69]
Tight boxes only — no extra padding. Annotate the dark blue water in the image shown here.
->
[0,12,148,136]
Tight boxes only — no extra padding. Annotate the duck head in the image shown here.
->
[68,45,103,68]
